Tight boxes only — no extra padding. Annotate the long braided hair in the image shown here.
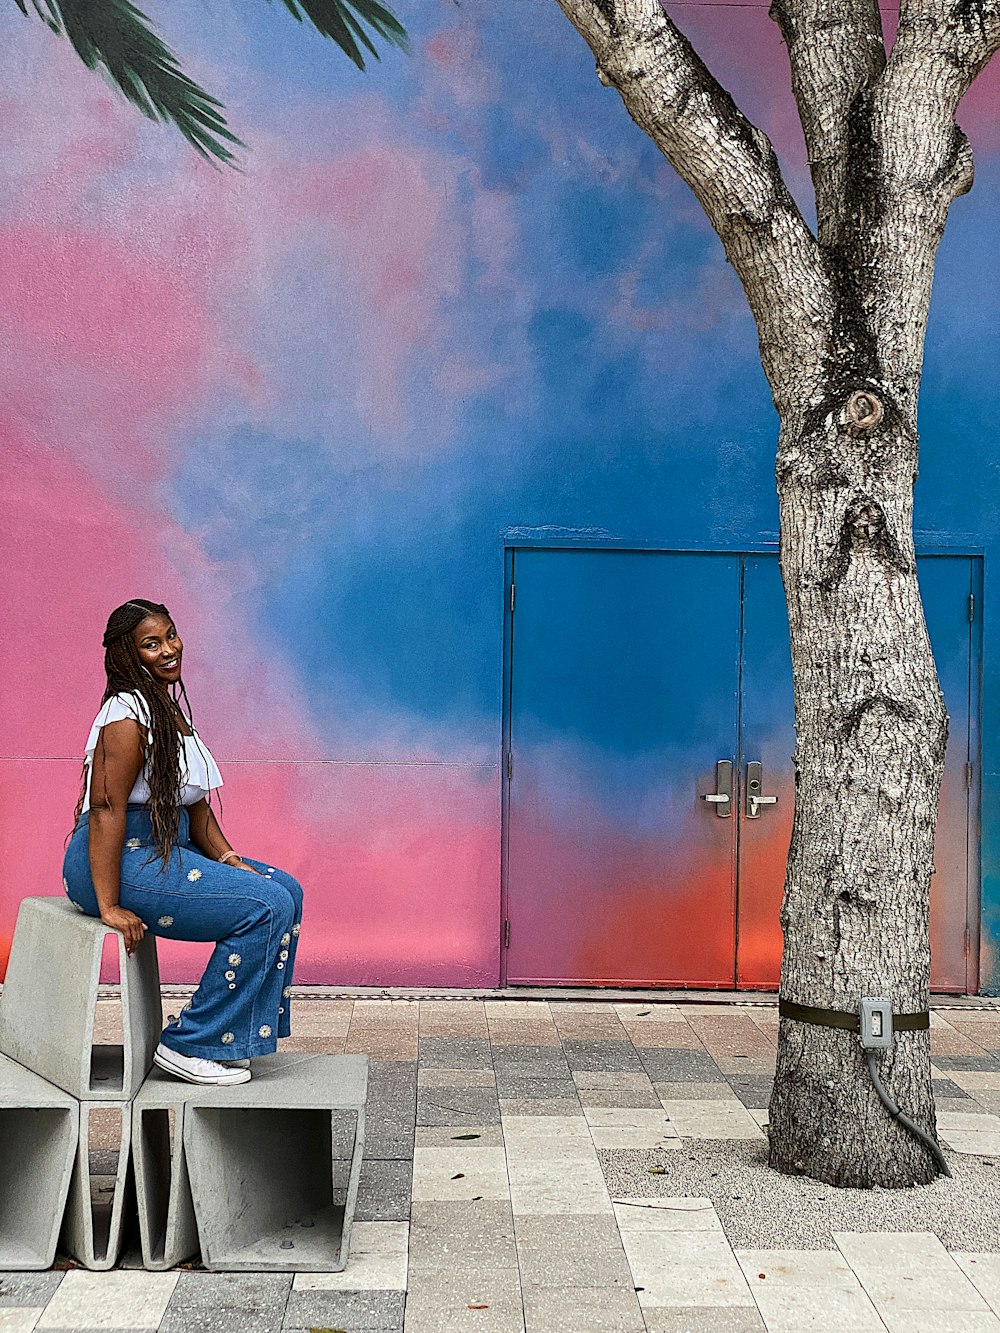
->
[73,599,198,866]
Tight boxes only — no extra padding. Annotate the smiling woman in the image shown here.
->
[61,598,304,1087]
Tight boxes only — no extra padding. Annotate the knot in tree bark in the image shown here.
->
[843,390,884,436]
[846,499,883,540]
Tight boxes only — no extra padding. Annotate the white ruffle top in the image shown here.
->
[82,691,223,813]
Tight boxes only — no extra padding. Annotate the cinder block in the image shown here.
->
[61,1100,135,1270]
[0,1053,79,1269]
[180,1053,368,1271]
[0,896,161,1100]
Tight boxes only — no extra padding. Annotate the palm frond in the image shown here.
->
[16,0,244,164]
[271,0,408,69]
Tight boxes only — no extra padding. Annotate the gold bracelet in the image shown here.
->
[218,850,241,865]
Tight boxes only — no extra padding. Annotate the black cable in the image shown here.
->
[865,1049,951,1179]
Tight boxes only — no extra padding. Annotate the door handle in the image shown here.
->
[745,761,778,819]
[701,760,733,818]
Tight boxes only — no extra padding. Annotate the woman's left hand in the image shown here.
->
[235,859,264,876]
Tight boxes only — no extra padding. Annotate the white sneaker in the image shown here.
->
[154,1043,251,1085]
[221,1059,251,1069]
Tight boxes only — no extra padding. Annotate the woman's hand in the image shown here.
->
[100,906,148,955]
[234,859,264,876]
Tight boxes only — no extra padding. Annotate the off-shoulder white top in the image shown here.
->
[82,691,223,813]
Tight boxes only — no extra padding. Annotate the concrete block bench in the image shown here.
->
[0,1053,79,1269]
[61,1100,134,1271]
[0,896,161,1101]
[133,1053,368,1272]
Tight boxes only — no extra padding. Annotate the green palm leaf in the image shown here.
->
[271,0,408,68]
[13,0,407,165]
[14,0,243,163]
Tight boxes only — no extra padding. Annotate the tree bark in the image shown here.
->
[552,0,1000,1186]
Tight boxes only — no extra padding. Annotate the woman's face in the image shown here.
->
[132,614,183,686]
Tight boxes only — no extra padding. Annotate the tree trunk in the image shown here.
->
[767,393,948,1187]
[551,0,998,1187]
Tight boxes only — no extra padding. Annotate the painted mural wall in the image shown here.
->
[1,1,998,987]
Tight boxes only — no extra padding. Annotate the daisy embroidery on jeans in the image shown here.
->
[258,1025,272,1039]
[187,868,202,882]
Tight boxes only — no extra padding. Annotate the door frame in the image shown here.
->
[499,539,983,993]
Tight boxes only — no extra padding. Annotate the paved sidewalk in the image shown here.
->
[2,996,1000,1332]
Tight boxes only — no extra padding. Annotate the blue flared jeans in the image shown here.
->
[63,806,303,1061]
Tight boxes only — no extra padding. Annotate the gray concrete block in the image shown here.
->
[133,1053,339,1271]
[131,1092,198,1271]
[0,1054,79,1270]
[60,1100,134,1270]
[0,897,160,1101]
[169,1053,367,1272]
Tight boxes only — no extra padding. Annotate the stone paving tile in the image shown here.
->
[492,1045,571,1078]
[494,1074,580,1101]
[419,1001,489,1039]
[618,1223,755,1309]
[834,1231,992,1321]
[499,1096,581,1117]
[930,1056,1000,1071]
[0,1277,63,1309]
[642,1309,766,1331]
[935,1078,973,1099]
[283,1287,405,1329]
[357,1158,413,1221]
[415,1125,504,1148]
[736,1248,887,1332]
[291,1222,408,1292]
[686,1017,776,1060]
[584,1106,680,1150]
[521,1284,645,1333]
[638,1048,725,1082]
[714,1057,776,1079]
[955,1255,1000,1316]
[403,1272,525,1333]
[949,1071,1000,1092]
[417,1084,501,1127]
[727,1078,774,1110]
[411,1146,509,1202]
[577,1086,663,1109]
[514,1214,633,1288]
[562,1040,645,1073]
[938,1111,1000,1155]
[487,1026,563,1048]
[419,1068,496,1087]
[653,1080,734,1101]
[408,1200,519,1274]
[35,1273,177,1330]
[624,1021,711,1049]
[158,1310,283,1333]
[167,1274,291,1308]
[661,1099,765,1140]
[0,1313,44,1333]
[419,1037,494,1070]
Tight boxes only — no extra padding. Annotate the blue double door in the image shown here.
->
[504,550,978,991]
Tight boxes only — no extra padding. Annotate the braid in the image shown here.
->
[73,598,185,867]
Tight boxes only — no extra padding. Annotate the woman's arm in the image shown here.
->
[87,718,147,954]
[188,799,261,874]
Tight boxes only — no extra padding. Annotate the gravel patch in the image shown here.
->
[599,1139,1000,1250]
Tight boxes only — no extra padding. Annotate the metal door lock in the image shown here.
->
[701,760,733,818]
[745,761,778,819]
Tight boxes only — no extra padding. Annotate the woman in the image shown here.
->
[63,599,303,1087]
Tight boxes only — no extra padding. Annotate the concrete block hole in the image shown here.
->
[187,1106,361,1270]
[0,1105,77,1268]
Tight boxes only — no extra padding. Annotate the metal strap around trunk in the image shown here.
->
[778,998,930,1032]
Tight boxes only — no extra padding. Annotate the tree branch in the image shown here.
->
[857,0,1000,414]
[769,0,886,248]
[555,0,831,411]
